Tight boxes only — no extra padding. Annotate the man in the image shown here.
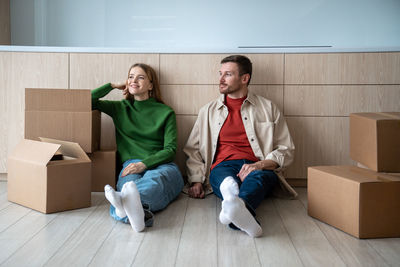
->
[183,55,296,237]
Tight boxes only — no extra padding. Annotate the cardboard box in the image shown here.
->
[25,88,100,153]
[89,150,116,192]
[350,112,400,172]
[308,165,400,238]
[7,138,92,213]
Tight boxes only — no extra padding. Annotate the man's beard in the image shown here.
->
[219,84,241,95]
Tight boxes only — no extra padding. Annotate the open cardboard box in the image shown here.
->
[308,165,400,238]
[350,112,400,172]
[7,137,92,213]
[25,88,100,153]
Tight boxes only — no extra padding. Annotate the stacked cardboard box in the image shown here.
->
[8,88,117,214]
[308,112,400,238]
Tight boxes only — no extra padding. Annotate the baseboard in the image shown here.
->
[0,173,7,181]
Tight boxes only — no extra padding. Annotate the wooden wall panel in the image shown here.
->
[160,54,284,85]
[284,85,400,116]
[2,52,69,173]
[0,52,11,172]
[69,53,159,89]
[176,115,197,176]
[285,117,354,179]
[0,0,10,45]
[162,85,283,115]
[285,53,400,84]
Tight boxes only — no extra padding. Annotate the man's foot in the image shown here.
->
[219,177,263,238]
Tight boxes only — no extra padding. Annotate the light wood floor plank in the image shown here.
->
[216,201,261,267]
[131,194,188,267]
[88,221,145,267]
[2,193,105,267]
[0,210,58,264]
[175,195,218,267]
[0,193,11,211]
[273,197,345,267]
[0,182,6,194]
[255,199,304,267]
[43,196,115,267]
[0,204,31,233]
[297,188,389,267]
[367,239,400,267]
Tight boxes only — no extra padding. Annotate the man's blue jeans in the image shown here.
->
[209,159,278,215]
[109,159,184,224]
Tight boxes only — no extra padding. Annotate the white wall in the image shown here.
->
[10,0,400,49]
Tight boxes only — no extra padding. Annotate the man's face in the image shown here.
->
[218,62,243,95]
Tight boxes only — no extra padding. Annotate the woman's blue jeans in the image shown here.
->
[109,159,184,224]
[209,159,278,215]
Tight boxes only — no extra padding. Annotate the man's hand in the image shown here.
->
[237,160,278,181]
[188,182,205,198]
[121,162,147,177]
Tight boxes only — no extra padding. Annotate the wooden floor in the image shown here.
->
[0,181,399,267]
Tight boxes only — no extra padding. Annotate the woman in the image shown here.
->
[92,63,184,232]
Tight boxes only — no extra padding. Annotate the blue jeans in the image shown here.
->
[209,159,278,214]
[109,159,184,224]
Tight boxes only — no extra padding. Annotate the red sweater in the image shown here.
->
[211,95,259,169]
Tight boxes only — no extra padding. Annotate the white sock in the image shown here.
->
[121,181,145,232]
[104,184,126,218]
[219,176,263,238]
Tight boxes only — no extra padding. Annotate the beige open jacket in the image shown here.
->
[183,92,297,199]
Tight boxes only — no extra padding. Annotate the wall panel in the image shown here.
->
[0,0,10,45]
[285,53,400,84]
[284,85,400,116]
[0,52,11,172]
[160,54,284,85]
[286,117,354,179]
[2,52,69,173]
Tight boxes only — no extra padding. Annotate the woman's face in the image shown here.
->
[127,66,153,100]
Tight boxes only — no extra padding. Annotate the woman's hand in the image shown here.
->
[121,162,147,177]
[111,81,129,96]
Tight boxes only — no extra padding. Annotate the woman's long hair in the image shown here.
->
[125,63,164,103]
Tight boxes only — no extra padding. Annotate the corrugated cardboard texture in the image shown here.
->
[308,165,400,238]
[350,112,400,172]
[89,150,116,192]
[25,88,91,112]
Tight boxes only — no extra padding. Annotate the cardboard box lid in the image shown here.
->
[39,137,91,162]
[25,88,91,112]
[351,112,400,121]
[8,139,61,166]
[311,166,400,184]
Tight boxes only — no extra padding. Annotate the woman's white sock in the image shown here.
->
[121,181,145,232]
[219,176,263,238]
[104,184,126,218]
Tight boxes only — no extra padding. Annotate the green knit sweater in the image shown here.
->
[91,83,177,169]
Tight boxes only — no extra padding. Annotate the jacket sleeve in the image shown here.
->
[183,114,207,184]
[265,103,295,169]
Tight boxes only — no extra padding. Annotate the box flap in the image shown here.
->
[8,139,60,166]
[39,137,91,162]
[25,88,91,112]
[311,166,400,183]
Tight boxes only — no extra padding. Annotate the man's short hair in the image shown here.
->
[221,55,252,85]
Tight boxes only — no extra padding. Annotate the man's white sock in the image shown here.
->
[219,176,263,238]
[104,184,126,218]
[121,181,145,232]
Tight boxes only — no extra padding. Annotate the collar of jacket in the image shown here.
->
[216,91,257,109]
